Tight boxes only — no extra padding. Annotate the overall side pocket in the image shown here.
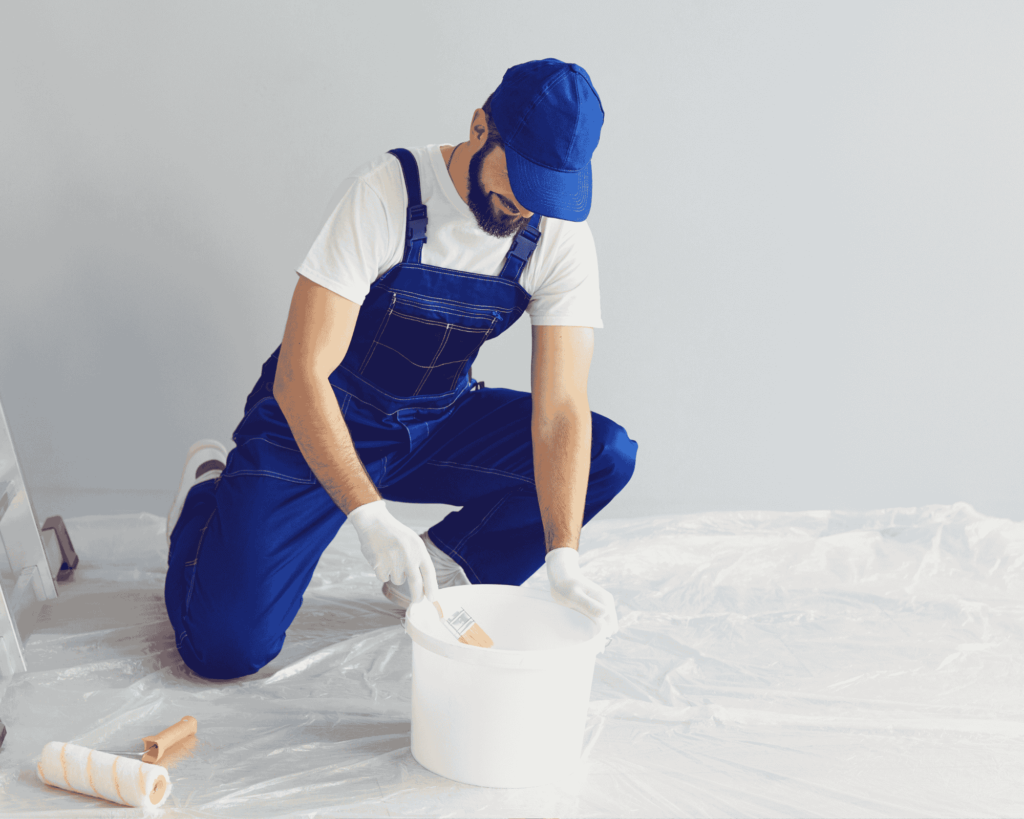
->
[220,437,317,485]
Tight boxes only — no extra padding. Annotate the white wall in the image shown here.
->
[1,1,1022,523]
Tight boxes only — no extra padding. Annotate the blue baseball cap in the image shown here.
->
[490,59,605,222]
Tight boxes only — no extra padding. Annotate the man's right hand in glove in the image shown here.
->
[347,499,439,604]
[545,546,618,636]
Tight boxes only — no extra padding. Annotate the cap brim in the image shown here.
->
[503,142,592,222]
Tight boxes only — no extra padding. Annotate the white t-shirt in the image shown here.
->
[297,145,603,328]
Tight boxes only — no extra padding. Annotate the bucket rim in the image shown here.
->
[403,585,612,669]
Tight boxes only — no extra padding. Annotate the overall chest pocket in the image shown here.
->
[358,294,499,397]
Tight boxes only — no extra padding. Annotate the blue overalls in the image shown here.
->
[165,149,638,680]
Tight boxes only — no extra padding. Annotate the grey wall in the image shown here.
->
[2,1,1022,524]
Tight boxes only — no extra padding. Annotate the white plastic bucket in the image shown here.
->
[403,583,610,788]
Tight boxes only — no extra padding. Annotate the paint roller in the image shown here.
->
[36,716,197,809]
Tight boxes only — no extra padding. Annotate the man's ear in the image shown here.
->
[471,108,488,144]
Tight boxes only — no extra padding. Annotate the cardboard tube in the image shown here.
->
[141,716,198,764]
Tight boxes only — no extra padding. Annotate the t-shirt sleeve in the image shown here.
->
[525,219,604,328]
[296,176,392,306]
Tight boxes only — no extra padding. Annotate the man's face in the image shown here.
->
[466,142,533,238]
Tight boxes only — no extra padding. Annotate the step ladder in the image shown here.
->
[0,391,79,745]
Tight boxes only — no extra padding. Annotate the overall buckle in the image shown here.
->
[507,224,540,263]
[406,204,428,245]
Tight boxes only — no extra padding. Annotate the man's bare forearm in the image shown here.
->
[532,401,591,553]
[274,375,379,515]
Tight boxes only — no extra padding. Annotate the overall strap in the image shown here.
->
[498,212,543,282]
[388,148,428,264]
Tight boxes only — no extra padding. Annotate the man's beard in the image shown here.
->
[466,143,530,238]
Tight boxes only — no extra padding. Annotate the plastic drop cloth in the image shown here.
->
[1,502,1022,818]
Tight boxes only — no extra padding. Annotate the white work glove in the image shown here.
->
[347,500,439,604]
[545,547,618,636]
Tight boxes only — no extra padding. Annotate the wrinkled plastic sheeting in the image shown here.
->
[1,502,1023,818]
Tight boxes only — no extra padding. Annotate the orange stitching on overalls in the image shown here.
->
[358,293,397,375]
[414,324,452,396]
[185,508,217,568]
[449,315,499,391]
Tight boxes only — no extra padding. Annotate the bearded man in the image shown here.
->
[164,58,638,680]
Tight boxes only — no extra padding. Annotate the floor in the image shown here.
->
[1,502,1022,817]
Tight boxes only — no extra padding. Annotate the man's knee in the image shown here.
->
[591,413,638,492]
[178,619,283,680]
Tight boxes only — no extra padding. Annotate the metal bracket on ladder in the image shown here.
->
[42,515,79,581]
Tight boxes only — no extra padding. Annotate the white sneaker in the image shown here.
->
[382,531,470,608]
[167,439,229,548]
